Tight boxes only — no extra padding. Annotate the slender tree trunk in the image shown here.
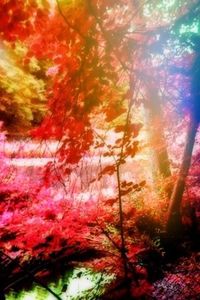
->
[146,86,171,179]
[166,117,199,236]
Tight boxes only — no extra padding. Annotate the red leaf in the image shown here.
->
[101,165,116,175]
[114,125,125,132]
[105,198,118,205]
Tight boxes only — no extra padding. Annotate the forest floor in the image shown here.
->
[3,248,200,299]
[150,250,200,299]
[1,140,200,299]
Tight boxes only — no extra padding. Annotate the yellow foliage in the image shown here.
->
[0,43,47,134]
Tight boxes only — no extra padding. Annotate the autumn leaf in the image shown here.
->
[105,198,118,205]
[120,187,133,196]
[100,165,116,176]
[114,125,125,132]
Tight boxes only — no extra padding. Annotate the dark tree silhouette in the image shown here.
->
[166,35,200,235]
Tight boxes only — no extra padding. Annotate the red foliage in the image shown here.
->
[1,1,200,299]
[0,0,48,41]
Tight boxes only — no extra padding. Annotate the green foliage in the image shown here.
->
[6,268,114,300]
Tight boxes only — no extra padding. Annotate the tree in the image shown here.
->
[0,43,46,135]
[140,0,200,235]
[150,0,200,235]
[1,1,200,298]
[166,34,200,235]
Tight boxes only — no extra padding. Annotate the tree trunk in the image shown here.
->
[166,117,199,236]
[147,86,171,179]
